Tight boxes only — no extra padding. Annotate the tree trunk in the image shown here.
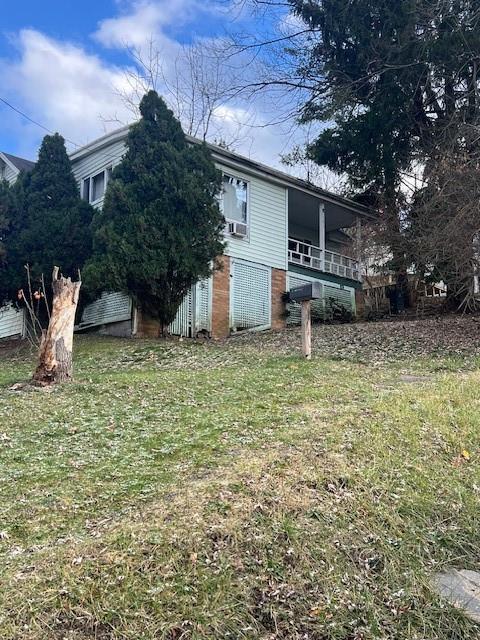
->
[33,266,81,385]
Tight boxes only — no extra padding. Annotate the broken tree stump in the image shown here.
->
[33,266,81,385]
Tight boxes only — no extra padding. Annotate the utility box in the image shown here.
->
[289,282,322,302]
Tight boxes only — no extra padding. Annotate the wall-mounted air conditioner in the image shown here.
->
[227,221,248,238]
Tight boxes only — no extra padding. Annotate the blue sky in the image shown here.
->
[0,0,300,167]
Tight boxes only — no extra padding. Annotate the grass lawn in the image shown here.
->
[1,317,480,639]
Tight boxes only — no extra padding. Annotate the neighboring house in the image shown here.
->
[0,152,36,340]
[0,151,35,185]
[0,127,374,340]
[71,126,374,338]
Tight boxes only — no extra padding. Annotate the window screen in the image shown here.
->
[221,175,247,223]
[82,178,90,201]
[91,171,105,202]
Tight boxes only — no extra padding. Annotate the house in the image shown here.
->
[0,151,35,185]
[0,153,37,339]
[0,127,374,340]
[71,126,374,338]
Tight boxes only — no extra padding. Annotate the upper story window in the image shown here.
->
[82,166,112,204]
[221,174,248,224]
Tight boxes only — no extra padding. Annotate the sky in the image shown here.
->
[0,0,305,169]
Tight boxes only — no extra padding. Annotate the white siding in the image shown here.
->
[71,139,126,208]
[70,142,288,270]
[4,163,18,185]
[0,305,24,339]
[218,163,287,271]
[77,292,132,330]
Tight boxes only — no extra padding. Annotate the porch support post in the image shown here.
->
[355,216,362,281]
[319,203,325,271]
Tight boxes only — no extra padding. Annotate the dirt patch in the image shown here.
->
[398,374,432,383]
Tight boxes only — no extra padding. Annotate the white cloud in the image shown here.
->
[0,29,135,153]
[0,2,305,173]
[94,2,168,49]
[93,0,216,49]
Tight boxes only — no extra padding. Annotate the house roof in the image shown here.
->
[0,151,36,173]
[69,124,376,220]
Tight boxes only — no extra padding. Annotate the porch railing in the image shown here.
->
[288,238,361,281]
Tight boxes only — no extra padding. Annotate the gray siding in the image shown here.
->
[286,271,356,324]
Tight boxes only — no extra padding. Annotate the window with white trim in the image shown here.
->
[220,174,248,224]
[82,167,112,204]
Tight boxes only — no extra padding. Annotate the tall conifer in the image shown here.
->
[85,91,225,331]
[0,134,93,303]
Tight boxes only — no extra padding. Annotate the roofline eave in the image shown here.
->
[68,125,376,220]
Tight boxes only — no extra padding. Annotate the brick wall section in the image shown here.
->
[135,309,161,338]
[211,255,230,339]
[271,268,287,331]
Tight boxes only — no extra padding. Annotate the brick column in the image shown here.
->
[271,268,287,331]
[135,308,161,337]
[211,255,230,339]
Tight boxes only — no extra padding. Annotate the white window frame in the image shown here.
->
[220,172,250,238]
[82,166,112,205]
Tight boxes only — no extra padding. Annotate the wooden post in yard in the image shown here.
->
[301,299,312,359]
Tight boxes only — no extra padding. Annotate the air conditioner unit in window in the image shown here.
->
[228,221,248,237]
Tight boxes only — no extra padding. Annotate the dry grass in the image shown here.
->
[1,316,480,639]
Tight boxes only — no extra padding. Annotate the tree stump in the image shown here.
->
[33,267,81,385]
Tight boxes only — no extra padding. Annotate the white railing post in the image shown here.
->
[319,203,326,272]
[288,235,361,282]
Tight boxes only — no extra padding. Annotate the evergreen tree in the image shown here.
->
[84,91,225,331]
[0,134,94,303]
[281,0,480,273]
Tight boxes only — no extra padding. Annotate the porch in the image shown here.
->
[287,187,364,284]
[288,238,360,281]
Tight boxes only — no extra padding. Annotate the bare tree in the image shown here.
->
[110,38,255,148]
[410,138,480,312]
[280,125,347,191]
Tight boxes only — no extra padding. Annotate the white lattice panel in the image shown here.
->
[169,287,193,336]
[231,260,271,331]
[78,292,132,329]
[195,278,211,333]
[169,278,211,337]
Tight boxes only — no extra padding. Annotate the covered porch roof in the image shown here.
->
[288,187,363,235]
